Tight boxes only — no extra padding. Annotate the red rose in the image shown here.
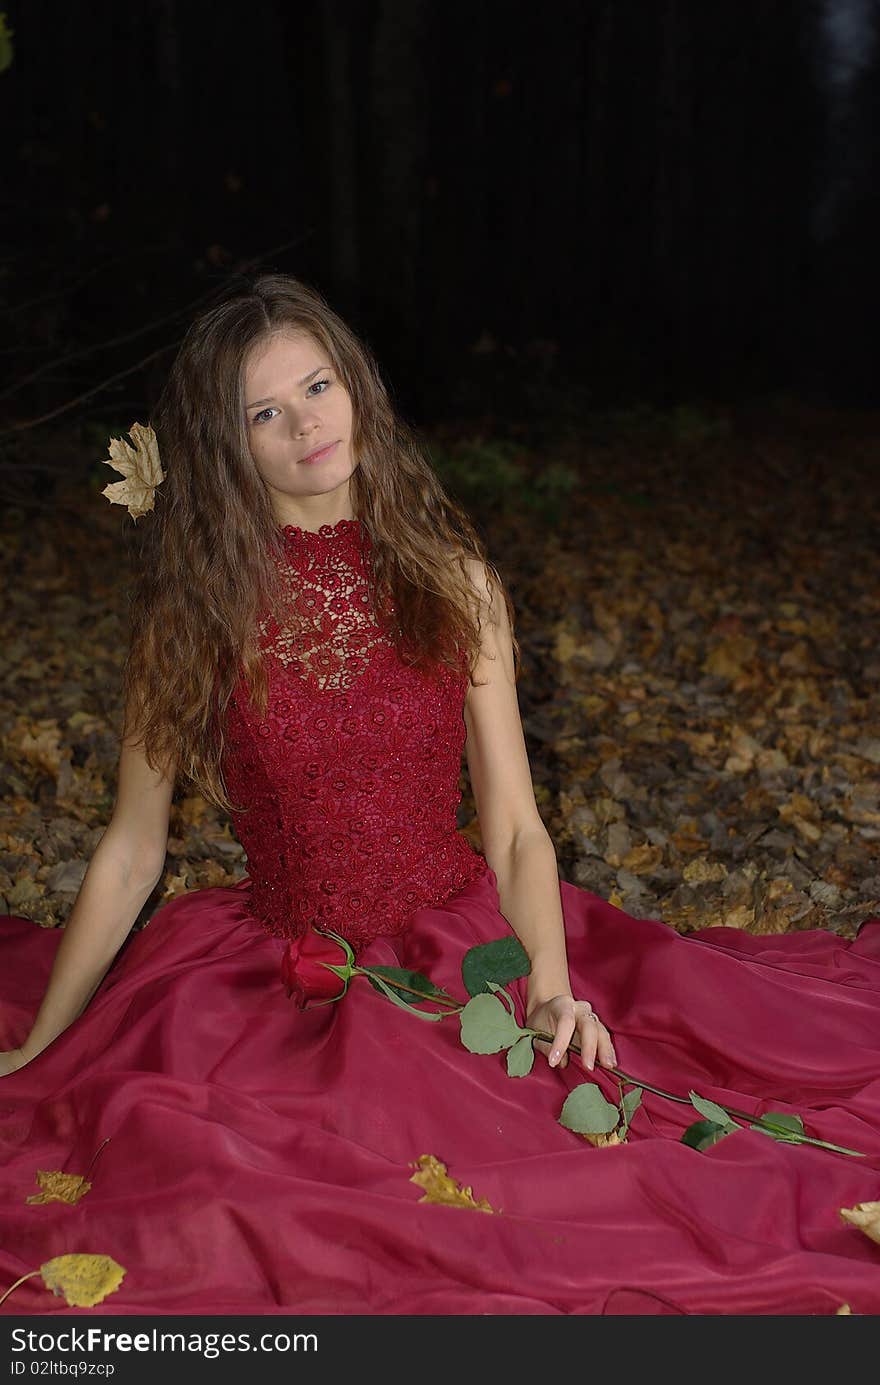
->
[281,927,353,1010]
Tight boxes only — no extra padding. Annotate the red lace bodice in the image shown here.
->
[220,517,489,949]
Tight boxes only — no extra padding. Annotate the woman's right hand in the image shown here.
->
[0,1048,28,1077]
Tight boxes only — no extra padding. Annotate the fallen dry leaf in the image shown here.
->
[410,1155,494,1213]
[11,721,65,776]
[724,727,763,773]
[721,904,755,930]
[582,1130,624,1148]
[671,825,709,855]
[702,635,758,682]
[162,868,191,897]
[40,1253,126,1307]
[683,856,728,884]
[621,842,664,875]
[26,1170,92,1205]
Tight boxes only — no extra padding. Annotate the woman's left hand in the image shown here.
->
[526,995,617,1072]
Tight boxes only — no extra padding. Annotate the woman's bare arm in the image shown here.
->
[461,559,571,1000]
[462,559,615,1072]
[3,721,176,1069]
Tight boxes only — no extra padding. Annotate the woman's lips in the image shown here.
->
[299,440,340,465]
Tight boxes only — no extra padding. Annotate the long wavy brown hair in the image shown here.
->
[121,272,520,813]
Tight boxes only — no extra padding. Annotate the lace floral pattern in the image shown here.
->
[257,519,396,695]
[221,518,488,948]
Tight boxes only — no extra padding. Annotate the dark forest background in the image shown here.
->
[0,3,879,944]
[2,0,879,460]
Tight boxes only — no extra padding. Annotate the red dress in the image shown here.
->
[1,517,878,1317]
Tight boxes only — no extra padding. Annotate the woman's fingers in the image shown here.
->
[532,1000,618,1073]
[596,1021,617,1070]
[547,1014,576,1068]
[577,1013,617,1072]
[578,1013,600,1070]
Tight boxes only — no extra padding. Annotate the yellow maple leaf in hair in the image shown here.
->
[26,1169,92,1205]
[39,1253,126,1307]
[839,1200,880,1246]
[410,1154,495,1213]
[102,421,164,520]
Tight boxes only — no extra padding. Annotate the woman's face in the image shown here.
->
[243,329,357,525]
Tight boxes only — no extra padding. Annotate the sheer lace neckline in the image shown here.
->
[278,516,364,545]
[264,512,382,694]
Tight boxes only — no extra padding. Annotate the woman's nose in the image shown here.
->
[290,409,321,438]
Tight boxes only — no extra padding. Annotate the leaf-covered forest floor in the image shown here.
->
[1,399,878,940]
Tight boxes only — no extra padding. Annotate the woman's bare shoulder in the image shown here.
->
[455,552,498,609]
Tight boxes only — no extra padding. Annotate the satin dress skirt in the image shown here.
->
[1,869,878,1316]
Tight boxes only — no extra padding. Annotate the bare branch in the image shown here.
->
[0,231,315,407]
[0,342,179,437]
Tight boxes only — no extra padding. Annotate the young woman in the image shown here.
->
[0,275,878,1317]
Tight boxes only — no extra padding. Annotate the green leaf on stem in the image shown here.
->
[621,1086,643,1127]
[368,972,444,1021]
[459,993,526,1054]
[749,1112,806,1142]
[559,1082,620,1135]
[506,1034,535,1078]
[689,1091,738,1129]
[681,1119,732,1151]
[462,937,531,998]
[364,966,456,1004]
[485,980,519,1018]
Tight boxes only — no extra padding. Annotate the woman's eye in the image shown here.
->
[250,380,329,424]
